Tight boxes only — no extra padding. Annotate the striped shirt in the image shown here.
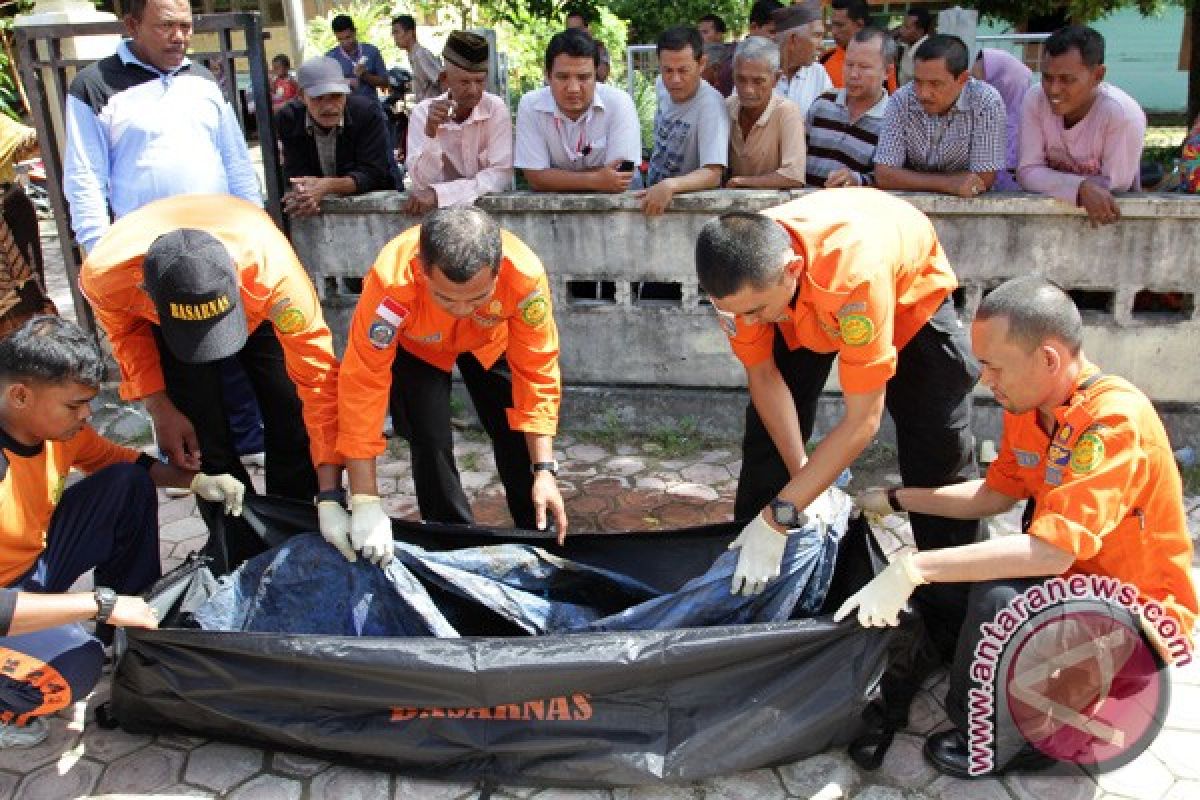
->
[804,89,889,187]
[875,78,1006,175]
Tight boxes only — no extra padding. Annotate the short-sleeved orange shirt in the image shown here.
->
[723,189,957,394]
[80,195,341,468]
[986,365,1197,632]
[337,226,561,461]
[0,426,139,585]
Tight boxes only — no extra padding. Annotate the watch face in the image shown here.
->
[771,500,797,527]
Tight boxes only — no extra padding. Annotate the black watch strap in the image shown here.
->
[886,487,904,513]
[531,460,559,476]
[316,488,348,505]
[93,587,117,625]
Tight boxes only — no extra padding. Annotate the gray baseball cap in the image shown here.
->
[297,56,351,96]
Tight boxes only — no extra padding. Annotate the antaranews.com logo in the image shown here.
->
[967,574,1191,776]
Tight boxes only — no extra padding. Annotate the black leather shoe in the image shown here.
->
[924,728,1058,779]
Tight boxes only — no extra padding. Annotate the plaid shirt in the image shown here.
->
[875,78,1006,174]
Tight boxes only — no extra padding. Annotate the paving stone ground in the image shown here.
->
[25,222,1200,799]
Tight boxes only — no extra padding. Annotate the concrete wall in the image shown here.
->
[290,190,1200,444]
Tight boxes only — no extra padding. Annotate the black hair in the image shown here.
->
[418,207,503,284]
[392,14,416,32]
[832,0,869,25]
[272,53,290,68]
[1045,25,1105,67]
[0,316,106,388]
[545,28,599,72]
[748,0,784,28]
[695,213,793,299]
[914,33,969,77]
[852,26,896,66]
[331,14,354,34]
[125,0,149,19]
[657,25,704,60]
[906,8,933,35]
[975,277,1083,355]
[698,14,727,33]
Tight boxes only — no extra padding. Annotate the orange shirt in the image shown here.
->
[821,46,898,92]
[986,365,1197,632]
[337,226,561,460]
[0,426,139,585]
[724,188,957,393]
[79,195,341,468]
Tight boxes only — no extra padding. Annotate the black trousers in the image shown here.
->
[733,299,982,656]
[156,322,317,501]
[389,347,536,529]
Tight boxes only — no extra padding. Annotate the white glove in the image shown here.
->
[189,473,245,516]
[349,494,394,566]
[834,551,927,627]
[317,501,355,562]
[728,512,789,596]
[854,487,899,517]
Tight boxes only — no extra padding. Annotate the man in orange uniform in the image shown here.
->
[0,316,241,748]
[79,195,345,545]
[694,189,980,646]
[841,277,1197,777]
[338,207,567,566]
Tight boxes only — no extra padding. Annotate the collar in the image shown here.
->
[835,88,889,118]
[435,91,497,126]
[729,91,784,127]
[530,85,607,121]
[947,79,977,115]
[1049,361,1102,426]
[0,421,43,459]
[117,40,190,77]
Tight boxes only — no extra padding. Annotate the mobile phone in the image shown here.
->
[618,160,635,172]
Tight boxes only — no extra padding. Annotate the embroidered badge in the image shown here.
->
[837,301,867,317]
[368,320,396,348]
[1045,467,1064,486]
[405,331,442,344]
[368,296,408,349]
[1014,449,1040,468]
[519,289,549,327]
[269,298,306,334]
[1070,432,1105,474]
[839,314,874,346]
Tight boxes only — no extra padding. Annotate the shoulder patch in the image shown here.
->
[518,289,549,328]
[269,298,307,334]
[1069,432,1105,474]
[838,313,875,347]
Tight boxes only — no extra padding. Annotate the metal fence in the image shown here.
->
[12,13,281,329]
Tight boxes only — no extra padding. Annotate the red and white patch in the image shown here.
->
[375,296,409,327]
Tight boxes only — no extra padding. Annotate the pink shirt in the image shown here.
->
[1017,83,1145,204]
[406,91,514,207]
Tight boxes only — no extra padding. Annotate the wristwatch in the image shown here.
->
[316,487,348,506]
[93,587,118,625]
[886,487,905,513]
[769,497,802,529]
[531,460,559,476]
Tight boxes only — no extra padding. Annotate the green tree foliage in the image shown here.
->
[306,2,404,65]
[962,0,1160,25]
[605,0,746,43]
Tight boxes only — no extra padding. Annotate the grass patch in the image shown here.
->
[649,417,703,459]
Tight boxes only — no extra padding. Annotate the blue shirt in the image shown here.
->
[326,42,388,103]
[64,42,261,252]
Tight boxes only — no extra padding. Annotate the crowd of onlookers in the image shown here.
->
[268,0,1179,227]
